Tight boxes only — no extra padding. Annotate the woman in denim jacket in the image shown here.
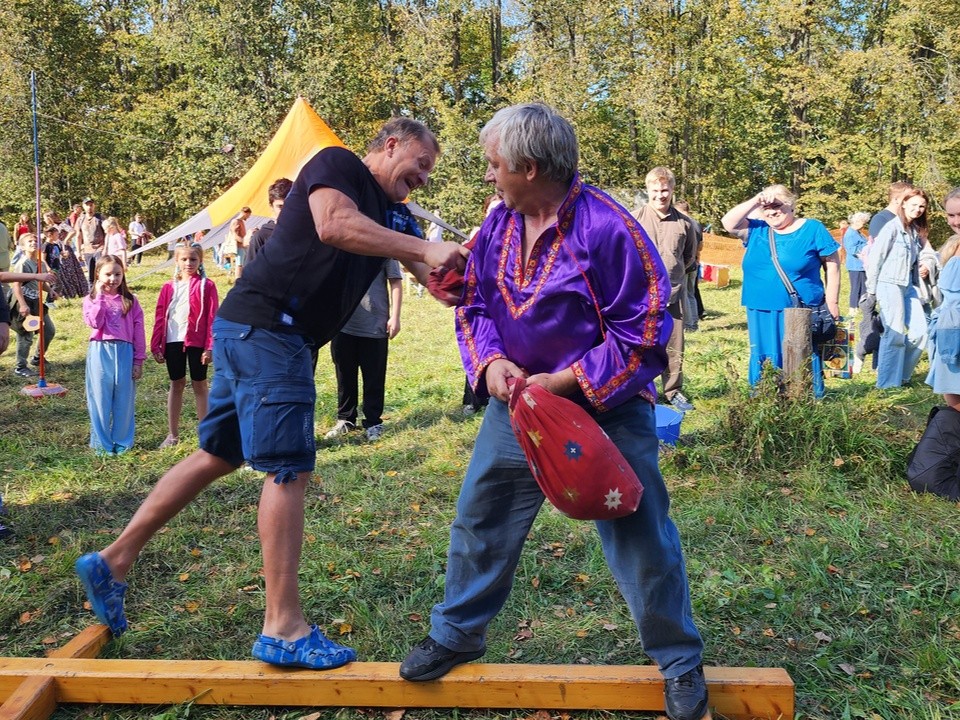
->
[866,187,932,388]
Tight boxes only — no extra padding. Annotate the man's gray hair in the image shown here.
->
[480,103,578,183]
[368,117,440,154]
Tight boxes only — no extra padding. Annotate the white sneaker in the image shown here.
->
[324,420,355,439]
[365,424,383,441]
[852,356,864,374]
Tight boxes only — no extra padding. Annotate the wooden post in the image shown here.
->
[782,307,812,398]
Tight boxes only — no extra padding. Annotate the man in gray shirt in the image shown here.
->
[324,258,404,441]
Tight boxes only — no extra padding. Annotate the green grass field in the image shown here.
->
[1,254,958,720]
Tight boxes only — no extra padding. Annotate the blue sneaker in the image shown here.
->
[75,552,128,636]
[252,624,356,669]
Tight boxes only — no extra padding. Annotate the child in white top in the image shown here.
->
[151,244,219,448]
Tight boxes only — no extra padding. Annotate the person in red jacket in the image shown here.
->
[151,244,219,448]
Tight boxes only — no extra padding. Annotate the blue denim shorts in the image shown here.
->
[198,318,316,482]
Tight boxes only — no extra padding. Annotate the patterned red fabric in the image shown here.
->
[507,378,643,520]
[426,236,475,307]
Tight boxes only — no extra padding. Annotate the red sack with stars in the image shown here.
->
[507,378,643,520]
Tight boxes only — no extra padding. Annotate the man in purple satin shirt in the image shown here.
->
[399,104,709,720]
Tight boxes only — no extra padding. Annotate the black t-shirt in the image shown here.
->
[245,219,275,265]
[218,147,394,345]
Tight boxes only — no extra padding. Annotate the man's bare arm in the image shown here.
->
[309,187,467,271]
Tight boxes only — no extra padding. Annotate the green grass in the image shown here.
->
[1,257,958,720]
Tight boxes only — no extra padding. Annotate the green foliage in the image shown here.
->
[3,0,960,233]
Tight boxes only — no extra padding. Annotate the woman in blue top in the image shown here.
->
[722,185,840,398]
[843,211,871,313]
[865,186,932,389]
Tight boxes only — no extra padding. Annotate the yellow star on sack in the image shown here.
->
[604,488,623,510]
[526,429,543,447]
[523,391,537,409]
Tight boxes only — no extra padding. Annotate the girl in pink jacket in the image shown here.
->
[151,244,219,448]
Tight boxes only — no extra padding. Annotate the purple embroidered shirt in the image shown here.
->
[456,174,673,411]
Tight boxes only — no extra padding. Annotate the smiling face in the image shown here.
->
[646,179,674,215]
[945,196,960,235]
[761,200,796,230]
[902,194,927,222]
[379,137,437,203]
[97,262,124,293]
[19,234,38,253]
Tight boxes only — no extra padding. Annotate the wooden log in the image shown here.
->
[0,658,793,720]
[0,626,110,720]
[782,307,813,398]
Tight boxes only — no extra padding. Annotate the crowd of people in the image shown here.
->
[6,102,960,720]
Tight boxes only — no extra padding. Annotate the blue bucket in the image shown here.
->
[655,404,684,445]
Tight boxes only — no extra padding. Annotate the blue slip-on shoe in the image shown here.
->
[75,552,128,636]
[252,624,357,669]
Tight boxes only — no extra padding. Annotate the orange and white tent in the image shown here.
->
[130,96,345,265]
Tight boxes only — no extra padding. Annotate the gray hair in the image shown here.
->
[945,187,960,205]
[848,211,871,227]
[762,184,797,207]
[479,103,578,183]
[368,117,440,154]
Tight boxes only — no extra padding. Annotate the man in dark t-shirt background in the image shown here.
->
[245,177,292,265]
[75,118,468,670]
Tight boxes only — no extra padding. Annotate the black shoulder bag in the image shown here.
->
[768,227,837,345]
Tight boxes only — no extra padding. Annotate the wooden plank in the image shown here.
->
[0,678,56,720]
[0,658,793,720]
[46,626,111,659]
[0,626,110,720]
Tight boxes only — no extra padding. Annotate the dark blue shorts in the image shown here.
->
[198,318,316,482]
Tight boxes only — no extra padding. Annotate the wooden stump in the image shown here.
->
[782,307,812,398]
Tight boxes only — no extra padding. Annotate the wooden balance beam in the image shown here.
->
[0,627,793,720]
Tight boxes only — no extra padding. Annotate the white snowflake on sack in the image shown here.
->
[604,488,623,510]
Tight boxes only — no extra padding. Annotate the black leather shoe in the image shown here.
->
[399,636,484,681]
[664,664,709,720]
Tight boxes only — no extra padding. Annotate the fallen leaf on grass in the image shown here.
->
[179,573,190,582]
[827,564,842,575]
[19,611,35,624]
[48,536,60,545]
[514,629,533,641]
[41,636,57,645]
[814,631,833,643]
[301,713,321,720]
[17,559,32,572]
[763,628,775,637]
[603,623,618,631]
[575,630,588,638]
[184,600,200,613]
[385,470,399,477]
[407,613,422,622]
[339,623,352,635]
[839,663,856,676]
[384,710,406,720]
[190,548,202,557]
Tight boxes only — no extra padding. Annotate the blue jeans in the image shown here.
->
[875,281,927,389]
[429,397,704,679]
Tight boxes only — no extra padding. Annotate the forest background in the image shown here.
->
[2,0,960,240]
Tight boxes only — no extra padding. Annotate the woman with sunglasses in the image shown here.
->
[865,186,933,389]
[722,185,840,397]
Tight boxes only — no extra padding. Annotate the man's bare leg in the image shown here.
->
[258,471,311,640]
[100,449,239,581]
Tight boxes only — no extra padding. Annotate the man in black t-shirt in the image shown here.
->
[75,118,468,669]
